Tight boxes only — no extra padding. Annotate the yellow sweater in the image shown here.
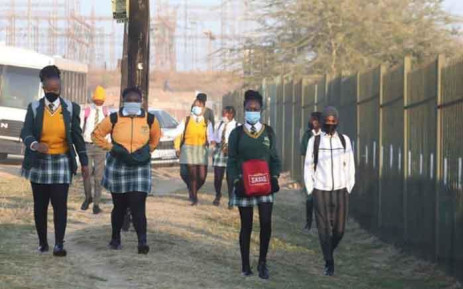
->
[92,112,161,153]
[183,118,208,146]
[41,106,69,154]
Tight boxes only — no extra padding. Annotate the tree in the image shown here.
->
[238,0,462,84]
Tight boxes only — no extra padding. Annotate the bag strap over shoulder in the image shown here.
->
[313,135,321,172]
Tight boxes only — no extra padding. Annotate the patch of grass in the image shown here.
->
[0,170,461,289]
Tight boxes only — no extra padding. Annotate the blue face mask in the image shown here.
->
[245,111,261,125]
[124,102,142,115]
[192,106,203,116]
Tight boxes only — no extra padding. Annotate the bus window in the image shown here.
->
[0,66,40,109]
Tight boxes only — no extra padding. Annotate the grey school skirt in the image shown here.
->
[179,144,208,165]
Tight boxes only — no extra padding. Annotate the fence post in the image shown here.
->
[356,72,361,164]
[435,54,445,260]
[403,56,411,242]
[378,64,386,229]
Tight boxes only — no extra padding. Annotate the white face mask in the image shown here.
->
[222,116,230,123]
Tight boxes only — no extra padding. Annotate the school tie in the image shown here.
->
[48,103,54,112]
[251,125,257,135]
[94,108,100,128]
[221,122,228,144]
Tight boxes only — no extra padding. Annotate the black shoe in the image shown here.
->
[108,239,122,250]
[93,205,102,215]
[258,261,269,280]
[213,195,221,206]
[241,269,253,277]
[190,197,198,206]
[38,244,49,253]
[81,198,93,211]
[324,261,334,276]
[53,244,67,257]
[138,243,150,254]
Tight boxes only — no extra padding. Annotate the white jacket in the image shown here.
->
[304,132,355,194]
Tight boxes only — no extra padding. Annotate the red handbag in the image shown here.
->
[242,159,272,197]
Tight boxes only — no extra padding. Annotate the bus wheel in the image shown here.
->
[0,153,7,160]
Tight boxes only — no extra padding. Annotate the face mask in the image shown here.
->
[45,92,60,103]
[124,102,142,115]
[323,123,338,135]
[192,106,203,116]
[222,117,230,123]
[245,111,261,125]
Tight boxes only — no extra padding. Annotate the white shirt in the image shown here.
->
[174,114,214,145]
[244,121,263,133]
[312,129,321,136]
[80,104,107,143]
[44,97,61,113]
[304,132,356,195]
[213,119,240,144]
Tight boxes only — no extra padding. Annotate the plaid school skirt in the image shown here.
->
[179,144,208,165]
[102,154,152,194]
[21,154,71,184]
[212,147,228,167]
[231,192,274,208]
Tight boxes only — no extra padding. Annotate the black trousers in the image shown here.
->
[238,203,273,272]
[111,192,147,244]
[213,166,233,200]
[313,189,349,262]
[31,183,69,246]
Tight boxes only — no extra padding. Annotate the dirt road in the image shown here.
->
[0,160,460,289]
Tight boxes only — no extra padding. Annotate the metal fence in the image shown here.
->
[222,56,463,281]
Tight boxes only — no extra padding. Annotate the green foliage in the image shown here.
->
[239,0,462,83]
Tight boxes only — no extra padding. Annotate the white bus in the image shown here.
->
[0,45,88,160]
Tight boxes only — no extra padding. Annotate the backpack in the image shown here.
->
[180,116,209,148]
[107,110,156,166]
[84,106,109,121]
[109,110,156,133]
[313,133,346,172]
[235,124,275,155]
[31,98,73,119]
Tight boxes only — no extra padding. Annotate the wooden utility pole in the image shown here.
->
[120,0,151,109]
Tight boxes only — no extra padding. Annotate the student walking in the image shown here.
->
[80,85,110,214]
[92,87,161,254]
[20,65,89,256]
[175,97,214,205]
[304,106,355,276]
[300,112,322,230]
[227,90,281,279]
[211,106,239,208]
[179,92,215,198]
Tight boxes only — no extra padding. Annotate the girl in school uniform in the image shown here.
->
[175,98,214,206]
[20,65,89,256]
[211,106,240,208]
[92,87,161,254]
[227,90,281,279]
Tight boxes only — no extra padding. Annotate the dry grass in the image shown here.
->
[0,167,461,289]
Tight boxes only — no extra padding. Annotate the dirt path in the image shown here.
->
[1,166,461,289]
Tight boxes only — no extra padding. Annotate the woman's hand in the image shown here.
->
[32,142,49,154]
[271,177,280,193]
[81,166,90,179]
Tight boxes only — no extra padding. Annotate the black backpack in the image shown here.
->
[180,116,210,148]
[313,133,346,171]
[109,110,156,131]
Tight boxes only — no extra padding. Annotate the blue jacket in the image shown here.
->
[20,97,88,174]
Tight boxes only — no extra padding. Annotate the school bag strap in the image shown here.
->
[313,133,346,172]
[109,109,156,137]
[31,98,73,119]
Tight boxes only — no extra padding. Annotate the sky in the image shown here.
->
[78,0,463,71]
